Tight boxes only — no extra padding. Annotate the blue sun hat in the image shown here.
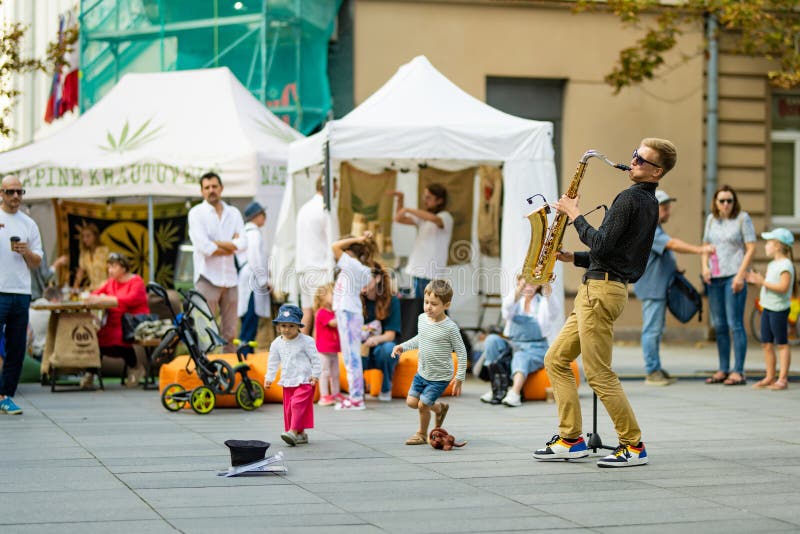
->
[272,304,304,327]
[244,201,266,222]
[761,227,794,247]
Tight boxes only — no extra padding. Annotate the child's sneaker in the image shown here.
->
[533,435,589,460]
[378,390,392,402]
[334,397,365,411]
[318,395,336,406]
[281,431,298,446]
[597,443,648,468]
[0,397,22,415]
[295,432,309,445]
[333,392,347,402]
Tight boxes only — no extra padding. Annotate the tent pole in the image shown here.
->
[147,195,155,283]
[323,139,331,211]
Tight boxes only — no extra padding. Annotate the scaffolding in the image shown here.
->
[79,0,339,134]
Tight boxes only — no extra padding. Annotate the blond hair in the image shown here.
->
[642,137,677,175]
[424,279,454,305]
[313,282,334,312]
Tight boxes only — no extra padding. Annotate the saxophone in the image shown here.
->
[522,150,631,285]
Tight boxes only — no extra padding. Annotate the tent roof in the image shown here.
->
[0,67,302,199]
[289,55,553,174]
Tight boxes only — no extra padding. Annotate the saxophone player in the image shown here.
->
[533,138,677,468]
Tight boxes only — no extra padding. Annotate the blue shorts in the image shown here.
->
[761,308,790,345]
[408,374,449,406]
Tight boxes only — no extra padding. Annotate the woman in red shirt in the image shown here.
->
[83,252,150,388]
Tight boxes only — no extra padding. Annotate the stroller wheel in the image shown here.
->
[235,381,265,411]
[208,359,235,394]
[190,386,215,414]
[161,383,187,412]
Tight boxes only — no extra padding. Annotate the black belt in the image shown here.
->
[582,271,627,284]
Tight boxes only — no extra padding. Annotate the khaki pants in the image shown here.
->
[544,280,641,446]
[195,276,238,352]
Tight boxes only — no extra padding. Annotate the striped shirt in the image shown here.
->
[400,314,467,382]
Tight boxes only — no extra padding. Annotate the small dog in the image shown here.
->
[428,427,467,451]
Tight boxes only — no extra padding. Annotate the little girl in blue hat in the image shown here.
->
[746,227,795,390]
[265,304,322,446]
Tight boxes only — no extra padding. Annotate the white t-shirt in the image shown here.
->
[0,209,43,294]
[187,200,245,287]
[295,194,337,274]
[333,253,371,314]
[760,258,795,312]
[405,210,454,280]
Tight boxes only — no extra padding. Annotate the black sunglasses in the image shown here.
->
[632,149,661,169]
[717,198,734,204]
[1,188,25,196]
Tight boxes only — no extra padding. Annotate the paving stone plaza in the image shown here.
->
[3,342,799,533]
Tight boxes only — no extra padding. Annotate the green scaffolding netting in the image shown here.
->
[79,0,340,134]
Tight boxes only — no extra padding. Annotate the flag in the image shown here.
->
[43,15,65,124]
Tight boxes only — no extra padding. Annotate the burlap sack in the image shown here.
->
[49,312,101,368]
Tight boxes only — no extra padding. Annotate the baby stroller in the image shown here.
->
[147,282,236,414]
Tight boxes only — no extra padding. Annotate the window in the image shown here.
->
[771,92,800,225]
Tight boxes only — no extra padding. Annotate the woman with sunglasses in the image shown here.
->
[702,185,757,385]
[83,253,150,388]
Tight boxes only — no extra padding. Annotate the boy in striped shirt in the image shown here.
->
[392,280,467,445]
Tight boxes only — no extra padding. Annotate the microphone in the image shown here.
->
[615,164,632,171]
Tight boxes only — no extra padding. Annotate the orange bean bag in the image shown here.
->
[521,361,581,401]
[158,352,317,407]
[337,350,460,399]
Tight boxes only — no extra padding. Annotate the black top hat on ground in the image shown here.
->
[224,439,270,466]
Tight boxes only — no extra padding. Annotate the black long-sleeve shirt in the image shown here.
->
[572,181,658,284]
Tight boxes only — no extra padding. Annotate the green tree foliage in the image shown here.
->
[575,0,800,93]
[0,0,78,137]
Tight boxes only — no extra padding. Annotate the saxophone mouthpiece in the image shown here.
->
[615,164,632,171]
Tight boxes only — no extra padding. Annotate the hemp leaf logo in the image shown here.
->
[99,118,164,153]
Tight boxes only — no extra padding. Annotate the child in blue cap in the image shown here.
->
[265,304,322,445]
[746,227,795,390]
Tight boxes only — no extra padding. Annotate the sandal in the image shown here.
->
[705,372,728,384]
[405,432,428,445]
[768,379,788,390]
[723,373,746,386]
[752,377,776,389]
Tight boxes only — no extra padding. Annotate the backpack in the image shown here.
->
[666,271,703,323]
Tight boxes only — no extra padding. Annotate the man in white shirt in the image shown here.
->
[295,176,339,334]
[390,183,454,297]
[188,172,245,351]
[0,176,43,415]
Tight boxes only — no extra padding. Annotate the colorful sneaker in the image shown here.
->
[334,397,366,411]
[0,397,23,415]
[333,392,347,402]
[533,435,589,460]
[318,395,336,406]
[597,443,648,468]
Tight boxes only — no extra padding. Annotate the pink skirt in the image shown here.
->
[282,383,315,432]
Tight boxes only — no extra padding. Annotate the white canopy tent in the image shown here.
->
[0,67,303,275]
[275,56,561,330]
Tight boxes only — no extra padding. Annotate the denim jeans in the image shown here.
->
[412,277,431,299]
[0,292,31,398]
[707,276,748,374]
[483,333,510,365]
[238,293,258,355]
[362,340,398,393]
[640,298,667,374]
